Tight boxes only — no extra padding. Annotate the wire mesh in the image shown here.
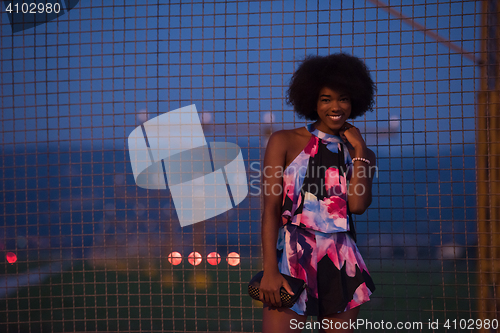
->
[0,0,497,332]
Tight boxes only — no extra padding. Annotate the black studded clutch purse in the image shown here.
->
[247,271,306,308]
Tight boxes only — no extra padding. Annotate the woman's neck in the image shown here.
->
[313,120,340,136]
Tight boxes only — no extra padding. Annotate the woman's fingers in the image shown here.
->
[260,289,272,305]
[273,289,282,307]
[265,289,279,307]
[260,273,296,307]
[260,288,282,307]
[340,121,353,132]
[340,122,367,150]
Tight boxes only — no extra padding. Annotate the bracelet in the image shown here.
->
[351,157,371,165]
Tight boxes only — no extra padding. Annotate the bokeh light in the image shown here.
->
[227,252,240,266]
[6,252,17,264]
[188,251,202,266]
[167,251,182,265]
[207,252,221,265]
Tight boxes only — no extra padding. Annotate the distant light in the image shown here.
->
[227,252,240,266]
[263,112,275,123]
[191,273,209,290]
[207,252,221,265]
[162,274,174,288]
[137,109,148,123]
[201,112,212,124]
[168,252,182,265]
[6,252,17,264]
[390,116,400,131]
[188,252,202,266]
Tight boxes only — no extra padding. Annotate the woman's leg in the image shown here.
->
[318,306,360,333]
[262,304,307,333]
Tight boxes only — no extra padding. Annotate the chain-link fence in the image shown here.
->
[1,0,498,332]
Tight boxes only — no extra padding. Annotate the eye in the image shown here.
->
[321,98,330,102]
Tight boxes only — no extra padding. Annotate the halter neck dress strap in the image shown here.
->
[306,123,344,144]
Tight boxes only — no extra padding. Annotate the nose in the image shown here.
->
[330,100,341,111]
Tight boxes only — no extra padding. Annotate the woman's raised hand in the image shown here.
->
[339,122,367,152]
[259,270,295,308]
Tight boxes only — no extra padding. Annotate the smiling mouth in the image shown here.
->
[328,114,343,120]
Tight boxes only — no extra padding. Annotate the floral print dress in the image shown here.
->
[277,123,375,316]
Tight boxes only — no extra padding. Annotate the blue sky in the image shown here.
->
[1,0,480,154]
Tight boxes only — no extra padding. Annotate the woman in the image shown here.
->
[259,53,377,333]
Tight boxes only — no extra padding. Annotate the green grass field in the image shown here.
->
[0,258,478,332]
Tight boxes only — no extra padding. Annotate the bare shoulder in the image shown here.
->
[264,130,290,161]
[267,129,289,144]
[267,127,310,148]
[266,127,311,168]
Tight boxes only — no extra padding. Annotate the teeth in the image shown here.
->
[329,115,342,119]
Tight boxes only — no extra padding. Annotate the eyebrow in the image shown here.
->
[319,94,349,98]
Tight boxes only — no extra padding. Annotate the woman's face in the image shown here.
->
[315,87,352,135]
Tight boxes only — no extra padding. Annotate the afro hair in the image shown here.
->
[286,53,376,120]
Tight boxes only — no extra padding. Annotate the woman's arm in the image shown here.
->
[347,147,376,214]
[340,124,377,215]
[259,131,294,307]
